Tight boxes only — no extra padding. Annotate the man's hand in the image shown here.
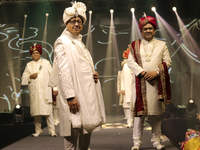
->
[93,71,99,83]
[67,98,80,114]
[144,71,158,82]
[121,90,125,95]
[53,90,58,96]
[30,73,38,79]
[118,92,120,96]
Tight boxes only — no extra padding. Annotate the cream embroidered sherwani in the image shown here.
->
[121,62,134,126]
[117,71,123,106]
[53,30,106,137]
[127,38,172,147]
[21,59,53,116]
[21,58,55,134]
[128,38,172,115]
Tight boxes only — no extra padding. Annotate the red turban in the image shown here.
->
[30,44,42,55]
[139,15,157,30]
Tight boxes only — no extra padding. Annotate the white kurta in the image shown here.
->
[121,63,134,109]
[117,71,123,106]
[21,59,53,116]
[53,30,106,136]
[128,38,172,115]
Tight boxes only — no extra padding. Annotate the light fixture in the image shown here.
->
[170,2,178,12]
[131,8,135,13]
[129,2,136,12]
[110,9,114,13]
[150,2,157,12]
[89,10,92,14]
[172,7,177,12]
[46,13,49,17]
[151,6,156,12]
[14,104,23,123]
[108,1,115,13]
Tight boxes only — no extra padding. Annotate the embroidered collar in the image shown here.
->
[142,38,155,45]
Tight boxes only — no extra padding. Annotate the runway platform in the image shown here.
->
[1,115,180,150]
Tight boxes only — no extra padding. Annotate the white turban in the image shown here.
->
[63,1,87,25]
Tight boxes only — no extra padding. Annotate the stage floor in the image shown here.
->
[2,115,180,150]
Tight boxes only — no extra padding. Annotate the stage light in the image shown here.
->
[110,9,114,13]
[129,2,136,12]
[15,104,21,109]
[108,2,115,13]
[14,104,23,123]
[151,6,156,12]
[46,13,49,17]
[172,7,177,12]
[15,104,22,115]
[188,99,194,104]
[89,10,92,14]
[170,2,178,12]
[131,8,135,13]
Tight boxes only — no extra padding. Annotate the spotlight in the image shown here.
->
[188,99,194,104]
[172,7,177,11]
[151,6,156,12]
[14,104,23,123]
[129,2,136,12]
[89,10,92,14]
[131,8,135,13]
[88,4,94,13]
[15,104,22,115]
[46,13,49,17]
[110,9,114,13]
[171,2,178,12]
[108,2,115,12]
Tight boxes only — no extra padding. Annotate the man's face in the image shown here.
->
[31,51,41,61]
[66,17,83,36]
[141,23,155,41]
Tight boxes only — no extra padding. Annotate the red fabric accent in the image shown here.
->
[52,89,56,103]
[139,16,157,30]
[158,62,171,103]
[131,40,144,115]
[30,44,42,55]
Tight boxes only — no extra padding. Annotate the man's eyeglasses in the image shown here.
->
[69,20,83,25]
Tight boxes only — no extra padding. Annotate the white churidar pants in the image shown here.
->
[124,108,133,124]
[133,115,162,146]
[34,111,55,133]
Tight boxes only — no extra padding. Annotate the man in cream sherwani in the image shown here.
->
[53,2,106,150]
[121,59,134,128]
[127,14,172,150]
[21,44,57,137]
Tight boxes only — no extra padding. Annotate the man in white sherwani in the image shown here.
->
[117,61,125,120]
[53,2,106,150]
[127,14,172,150]
[121,59,134,128]
[48,59,60,126]
[21,44,57,137]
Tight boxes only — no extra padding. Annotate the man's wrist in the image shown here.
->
[156,70,159,76]
[67,97,74,101]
